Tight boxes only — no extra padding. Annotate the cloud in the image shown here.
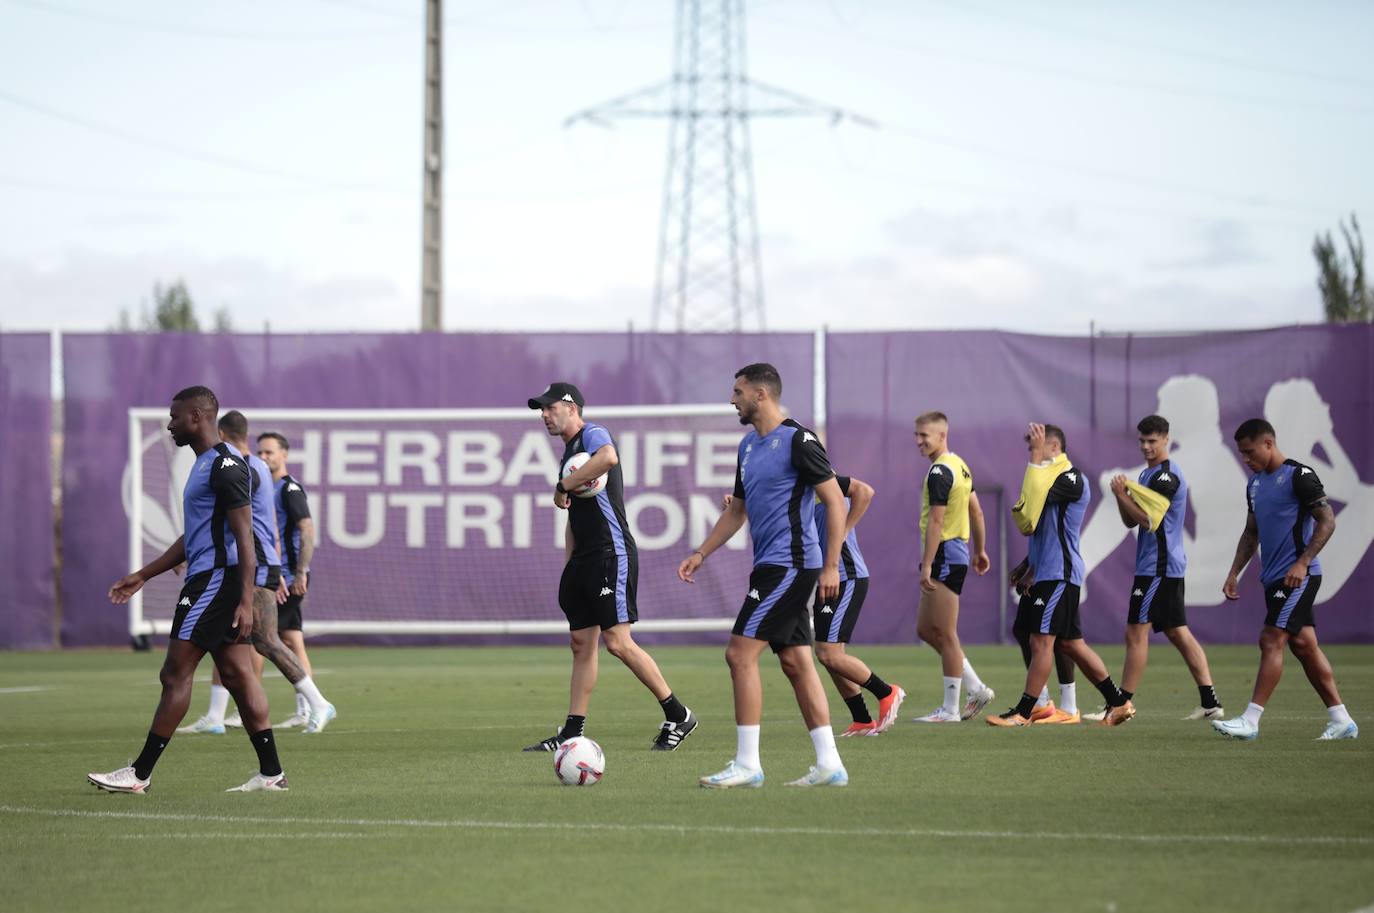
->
[1147,219,1267,271]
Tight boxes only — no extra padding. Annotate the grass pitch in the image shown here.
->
[2,643,1371,913]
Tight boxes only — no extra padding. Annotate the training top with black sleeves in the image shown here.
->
[564,422,636,561]
[1027,465,1090,586]
[812,475,869,580]
[247,453,281,572]
[921,452,974,566]
[733,419,835,570]
[183,442,252,577]
[1247,459,1326,586]
[274,474,311,582]
[1135,460,1187,578]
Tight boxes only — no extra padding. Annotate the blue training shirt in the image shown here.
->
[1247,459,1326,586]
[563,422,635,560]
[183,442,252,577]
[733,419,835,569]
[247,453,281,586]
[1027,465,1090,586]
[813,475,869,580]
[1135,460,1188,578]
[274,474,311,583]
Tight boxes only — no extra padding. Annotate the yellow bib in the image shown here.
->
[920,452,973,542]
[1012,452,1073,535]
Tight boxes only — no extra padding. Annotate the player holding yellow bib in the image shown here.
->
[913,412,995,722]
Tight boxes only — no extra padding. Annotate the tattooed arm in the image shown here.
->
[1222,512,1260,601]
[1285,501,1336,588]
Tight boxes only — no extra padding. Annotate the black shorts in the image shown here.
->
[255,564,282,590]
[171,568,247,651]
[278,592,304,631]
[923,541,969,595]
[1013,580,1082,640]
[1264,575,1321,633]
[559,552,638,631]
[734,565,818,651]
[812,577,868,644]
[1128,576,1187,631]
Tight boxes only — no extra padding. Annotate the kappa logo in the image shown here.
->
[220,457,238,468]
[1132,588,1144,597]
[599,587,613,597]
[802,432,817,444]
[1065,472,1077,482]
[1034,598,1045,606]
[561,393,575,403]
[820,605,833,614]
[1273,589,1287,600]
[178,596,192,606]
[748,588,761,600]
[1300,467,1313,475]
[1159,473,1170,481]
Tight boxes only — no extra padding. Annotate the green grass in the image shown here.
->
[2,643,1371,913]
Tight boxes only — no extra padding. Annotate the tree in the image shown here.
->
[150,279,199,331]
[1313,213,1372,323]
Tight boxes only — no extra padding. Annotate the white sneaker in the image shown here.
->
[222,713,243,729]
[913,707,961,723]
[1082,707,1109,722]
[226,771,289,792]
[1183,706,1225,721]
[275,711,310,729]
[303,703,337,734]
[784,765,849,787]
[1211,716,1259,741]
[1317,720,1359,741]
[176,715,225,735]
[699,760,764,789]
[960,686,995,721]
[88,765,150,794]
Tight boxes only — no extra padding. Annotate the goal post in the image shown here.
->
[125,404,754,639]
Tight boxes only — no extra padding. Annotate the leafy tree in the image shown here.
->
[1313,214,1372,323]
[150,279,199,331]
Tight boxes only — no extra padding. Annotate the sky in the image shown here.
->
[1,0,1371,336]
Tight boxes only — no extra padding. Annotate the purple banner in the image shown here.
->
[825,326,1374,646]
[0,332,55,649]
[60,332,814,646]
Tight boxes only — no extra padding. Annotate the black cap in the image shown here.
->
[527,382,585,410]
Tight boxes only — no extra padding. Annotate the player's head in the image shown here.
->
[1026,423,1067,457]
[528,382,585,437]
[168,385,219,447]
[732,363,782,425]
[1263,378,1328,456]
[217,409,250,448]
[257,431,289,474]
[1233,418,1278,473]
[913,411,948,458]
[1136,414,1170,463]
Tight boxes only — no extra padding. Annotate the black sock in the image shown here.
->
[1199,685,1219,709]
[861,673,893,700]
[1121,689,1135,703]
[844,693,873,724]
[559,715,586,740]
[658,693,688,724]
[249,729,283,777]
[1093,675,1125,708]
[1014,693,1038,718]
[133,731,170,780]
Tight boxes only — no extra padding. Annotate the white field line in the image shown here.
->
[0,686,55,694]
[0,727,426,751]
[2,805,1371,846]
[108,831,393,840]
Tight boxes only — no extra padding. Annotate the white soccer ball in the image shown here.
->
[561,451,607,499]
[554,737,605,786]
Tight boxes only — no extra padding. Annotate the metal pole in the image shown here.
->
[420,0,443,331]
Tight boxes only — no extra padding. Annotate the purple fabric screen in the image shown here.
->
[824,326,1374,646]
[1,333,55,648]
[59,332,813,646]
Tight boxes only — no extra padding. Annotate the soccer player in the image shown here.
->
[1082,414,1223,722]
[257,430,327,729]
[911,412,994,723]
[680,363,848,788]
[989,422,1134,728]
[179,413,336,735]
[1212,419,1358,741]
[522,382,697,752]
[89,386,287,793]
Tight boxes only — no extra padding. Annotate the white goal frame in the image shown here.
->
[127,404,741,639]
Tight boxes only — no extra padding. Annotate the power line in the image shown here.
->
[1,0,412,40]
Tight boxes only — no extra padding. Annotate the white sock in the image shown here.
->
[941,677,961,715]
[1328,704,1354,725]
[293,675,329,713]
[208,684,230,723]
[1035,686,1051,708]
[1058,682,1078,715]
[1242,702,1265,727]
[735,724,761,771]
[809,725,842,770]
[296,691,309,717]
[961,658,985,694]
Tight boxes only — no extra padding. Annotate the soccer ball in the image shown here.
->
[554,737,605,786]
[561,451,607,499]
